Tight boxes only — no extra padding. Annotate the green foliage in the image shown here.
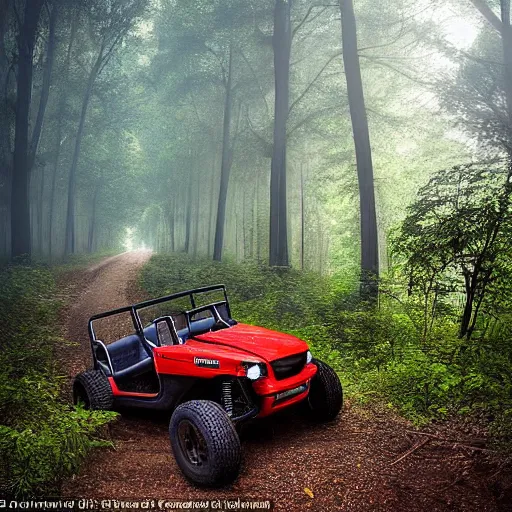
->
[50,249,120,276]
[140,253,356,381]
[335,303,512,428]
[393,162,512,340]
[140,253,512,434]
[0,265,116,498]
[140,253,344,332]
[0,407,115,498]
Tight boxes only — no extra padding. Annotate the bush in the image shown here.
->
[140,253,346,332]
[0,265,116,498]
[337,304,512,426]
[0,407,114,497]
[140,253,512,435]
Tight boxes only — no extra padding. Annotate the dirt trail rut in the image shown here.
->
[60,250,152,378]
[59,252,505,512]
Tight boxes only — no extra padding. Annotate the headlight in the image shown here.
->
[246,364,261,380]
[306,351,313,364]
[243,362,267,380]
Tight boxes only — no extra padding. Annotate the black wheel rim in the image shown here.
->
[177,420,208,466]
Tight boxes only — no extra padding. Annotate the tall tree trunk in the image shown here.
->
[213,45,234,261]
[250,188,255,258]
[235,193,239,262]
[500,1,512,128]
[256,171,262,262]
[208,155,216,256]
[184,161,193,253]
[49,15,77,259]
[65,47,103,255]
[29,4,57,171]
[30,5,57,258]
[470,2,512,143]
[193,177,200,256]
[269,0,291,267]
[0,0,12,258]
[318,226,324,274]
[169,191,176,252]
[48,136,61,259]
[88,185,99,253]
[300,162,305,270]
[340,0,379,299]
[37,165,45,254]
[11,0,45,259]
[242,191,246,259]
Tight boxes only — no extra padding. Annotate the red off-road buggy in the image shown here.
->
[73,285,343,487]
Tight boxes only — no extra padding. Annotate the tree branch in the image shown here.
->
[469,0,503,33]
[289,51,342,115]
[390,438,429,466]
[12,0,21,29]
[246,111,272,156]
[293,5,334,38]
[205,44,227,86]
[189,93,202,125]
[238,47,269,115]
[29,2,57,169]
[358,23,410,53]
[98,27,127,75]
[288,105,338,137]
[232,100,244,149]
[501,0,511,26]
[359,54,434,86]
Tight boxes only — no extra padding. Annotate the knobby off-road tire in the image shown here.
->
[73,370,113,410]
[307,359,343,422]
[169,400,241,487]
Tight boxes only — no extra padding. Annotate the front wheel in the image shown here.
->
[169,400,241,487]
[73,370,113,410]
[306,359,343,422]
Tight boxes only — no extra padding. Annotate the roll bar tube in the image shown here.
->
[87,284,231,343]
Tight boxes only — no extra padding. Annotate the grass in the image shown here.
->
[0,262,117,498]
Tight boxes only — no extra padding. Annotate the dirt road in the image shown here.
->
[59,252,507,511]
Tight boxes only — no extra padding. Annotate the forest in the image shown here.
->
[1,0,512,508]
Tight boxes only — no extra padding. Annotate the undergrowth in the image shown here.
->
[140,253,512,441]
[0,264,116,498]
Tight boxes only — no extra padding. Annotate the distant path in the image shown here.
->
[59,251,503,512]
[57,250,152,379]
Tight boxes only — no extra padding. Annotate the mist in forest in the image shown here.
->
[0,0,504,291]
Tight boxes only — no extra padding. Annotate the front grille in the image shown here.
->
[271,352,307,380]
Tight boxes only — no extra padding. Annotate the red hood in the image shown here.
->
[192,323,308,362]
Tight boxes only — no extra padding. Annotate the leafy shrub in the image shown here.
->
[140,253,345,331]
[140,253,512,434]
[0,407,115,497]
[0,265,116,498]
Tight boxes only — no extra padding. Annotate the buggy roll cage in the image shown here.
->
[87,284,232,344]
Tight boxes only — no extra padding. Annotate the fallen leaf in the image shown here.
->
[304,487,314,499]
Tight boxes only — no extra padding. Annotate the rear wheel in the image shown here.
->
[307,359,343,422]
[73,370,113,410]
[169,400,241,487]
